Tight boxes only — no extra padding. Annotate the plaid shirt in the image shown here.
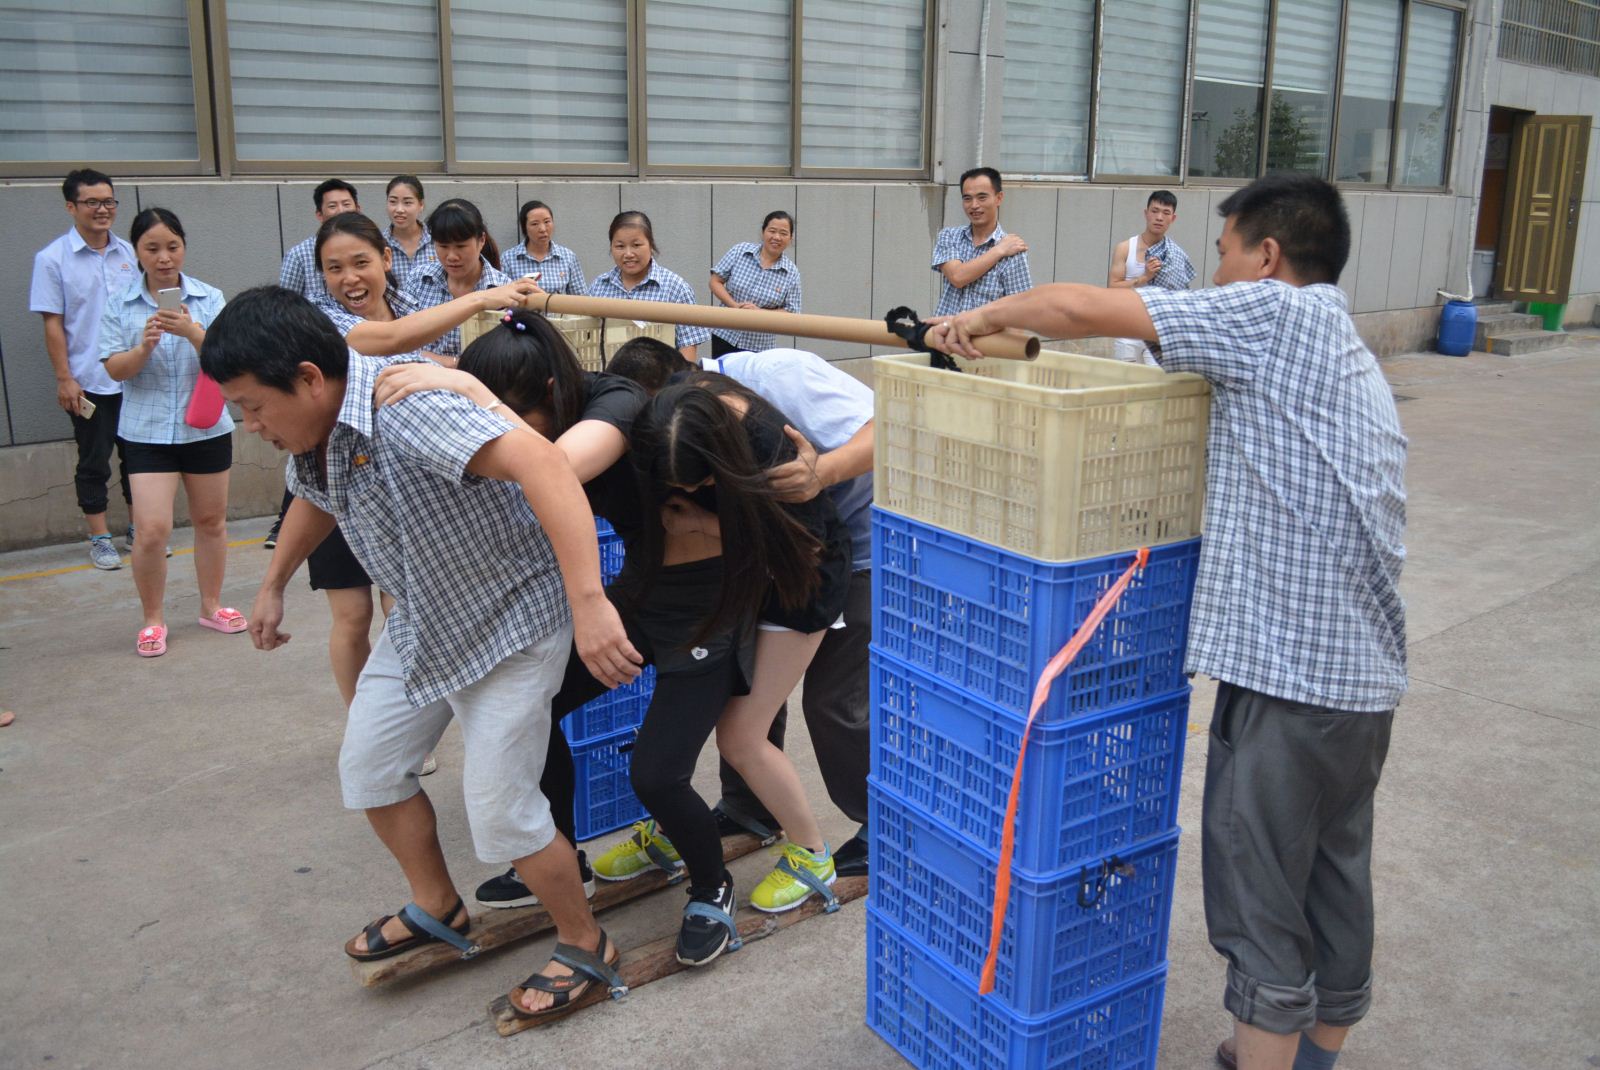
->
[384,225,435,285]
[1140,280,1408,712]
[710,242,802,352]
[315,287,425,352]
[588,261,711,349]
[401,257,512,357]
[97,273,234,445]
[286,354,569,707]
[1144,237,1196,290]
[501,241,587,296]
[931,223,1033,316]
[279,235,329,304]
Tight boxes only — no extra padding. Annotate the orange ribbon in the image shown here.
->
[978,547,1150,996]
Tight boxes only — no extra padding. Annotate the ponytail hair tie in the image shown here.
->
[501,312,527,332]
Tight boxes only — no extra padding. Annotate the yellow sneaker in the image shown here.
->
[592,820,683,881]
[750,841,837,913]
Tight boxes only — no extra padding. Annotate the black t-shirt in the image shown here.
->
[576,372,648,545]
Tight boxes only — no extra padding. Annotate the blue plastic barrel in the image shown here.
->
[1436,300,1476,356]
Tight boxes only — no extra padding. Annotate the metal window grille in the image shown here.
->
[1498,0,1600,76]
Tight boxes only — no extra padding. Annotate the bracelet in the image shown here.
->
[478,399,507,416]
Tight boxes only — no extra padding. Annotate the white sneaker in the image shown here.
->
[420,753,438,776]
[89,536,122,570]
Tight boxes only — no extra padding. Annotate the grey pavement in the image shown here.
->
[1,340,1597,1070]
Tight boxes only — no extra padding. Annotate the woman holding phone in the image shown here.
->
[502,200,587,295]
[707,211,801,356]
[99,207,241,658]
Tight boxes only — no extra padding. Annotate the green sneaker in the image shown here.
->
[750,841,836,913]
[592,820,682,881]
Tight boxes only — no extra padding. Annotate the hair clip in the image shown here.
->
[501,312,527,331]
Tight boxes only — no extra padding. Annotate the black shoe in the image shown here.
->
[833,829,869,877]
[263,518,282,549]
[676,872,738,967]
[713,805,782,844]
[474,850,596,909]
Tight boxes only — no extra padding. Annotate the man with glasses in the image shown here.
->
[30,169,139,569]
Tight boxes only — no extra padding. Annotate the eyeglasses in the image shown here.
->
[73,198,119,210]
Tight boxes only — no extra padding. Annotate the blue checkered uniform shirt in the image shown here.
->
[402,257,512,357]
[710,242,802,351]
[931,223,1033,316]
[384,225,436,285]
[286,354,569,707]
[315,287,424,344]
[1145,237,1197,290]
[280,235,329,304]
[588,261,710,349]
[501,242,587,296]
[97,273,234,444]
[1140,280,1408,712]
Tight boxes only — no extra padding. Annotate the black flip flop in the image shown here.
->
[344,896,475,962]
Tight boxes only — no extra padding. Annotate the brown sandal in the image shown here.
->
[343,897,473,962]
[504,930,626,1026]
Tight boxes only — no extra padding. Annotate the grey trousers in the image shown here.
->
[1202,681,1394,1035]
[718,568,871,829]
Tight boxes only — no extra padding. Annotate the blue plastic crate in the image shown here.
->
[562,665,656,745]
[871,648,1190,874]
[873,509,1199,722]
[572,729,647,843]
[867,907,1166,1070]
[596,518,626,584]
[869,781,1178,1016]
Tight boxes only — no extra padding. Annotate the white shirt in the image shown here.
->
[29,227,139,395]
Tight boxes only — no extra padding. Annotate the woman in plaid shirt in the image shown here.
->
[401,199,513,359]
[708,210,801,357]
[588,211,710,360]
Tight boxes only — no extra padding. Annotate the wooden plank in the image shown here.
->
[488,876,868,1036]
[350,832,768,988]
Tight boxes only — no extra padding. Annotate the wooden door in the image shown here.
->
[1496,114,1589,303]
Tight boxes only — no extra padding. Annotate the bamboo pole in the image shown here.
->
[524,292,1039,361]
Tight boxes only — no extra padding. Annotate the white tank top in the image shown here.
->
[1116,234,1157,365]
[1124,233,1144,285]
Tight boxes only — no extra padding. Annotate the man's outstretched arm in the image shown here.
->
[930,284,1158,358]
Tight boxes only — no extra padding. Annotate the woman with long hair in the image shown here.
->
[401,198,512,359]
[99,207,242,657]
[588,210,709,360]
[708,210,801,356]
[502,200,587,296]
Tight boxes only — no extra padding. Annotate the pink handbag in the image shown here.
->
[185,372,225,429]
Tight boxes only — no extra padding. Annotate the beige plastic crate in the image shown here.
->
[458,310,676,372]
[872,350,1211,561]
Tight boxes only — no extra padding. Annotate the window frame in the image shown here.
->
[208,0,932,179]
[3,0,217,178]
[1089,0,1197,184]
[1387,0,1468,192]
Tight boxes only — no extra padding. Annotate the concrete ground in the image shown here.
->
[1,340,1597,1070]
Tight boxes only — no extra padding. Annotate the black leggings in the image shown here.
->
[541,562,752,895]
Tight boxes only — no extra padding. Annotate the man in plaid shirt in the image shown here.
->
[1109,190,1197,364]
[203,286,641,1016]
[930,167,1034,316]
[279,179,359,304]
[934,174,1406,1070]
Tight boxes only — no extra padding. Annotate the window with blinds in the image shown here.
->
[1335,0,1403,183]
[646,0,792,167]
[1267,0,1341,175]
[800,0,925,170]
[452,0,629,164]
[1,0,199,163]
[1189,0,1270,178]
[1000,0,1094,176]
[1095,0,1189,177]
[225,0,443,163]
[1396,3,1460,185]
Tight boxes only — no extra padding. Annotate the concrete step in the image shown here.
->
[1474,301,1518,315]
[1474,312,1543,350]
[1482,329,1570,356]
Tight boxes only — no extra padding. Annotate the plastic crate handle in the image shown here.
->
[978,546,1150,998]
[1076,855,1136,909]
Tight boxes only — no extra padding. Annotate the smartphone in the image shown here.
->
[156,287,183,312]
[77,395,97,420]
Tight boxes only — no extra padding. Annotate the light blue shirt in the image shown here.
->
[588,261,711,350]
[384,224,436,286]
[97,273,234,445]
[402,256,512,357]
[710,242,802,352]
[279,235,329,304]
[703,349,874,570]
[501,241,587,296]
[930,223,1033,316]
[30,227,140,395]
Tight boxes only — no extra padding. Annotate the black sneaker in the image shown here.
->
[833,829,869,877]
[676,872,738,967]
[474,850,596,909]
[713,805,782,845]
[263,517,282,549]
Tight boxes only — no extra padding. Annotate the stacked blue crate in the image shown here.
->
[567,520,652,842]
[868,508,1199,1069]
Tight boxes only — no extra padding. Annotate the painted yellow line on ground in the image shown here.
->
[0,537,266,584]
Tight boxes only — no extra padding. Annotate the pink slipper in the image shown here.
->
[137,625,168,657]
[198,608,248,634]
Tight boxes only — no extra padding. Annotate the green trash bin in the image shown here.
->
[1527,301,1566,330]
